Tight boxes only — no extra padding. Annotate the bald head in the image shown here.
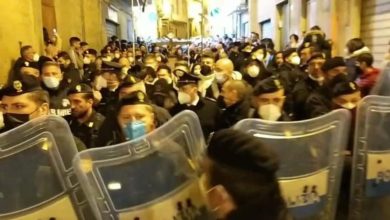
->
[223,80,248,100]
[215,58,234,76]
[221,80,248,107]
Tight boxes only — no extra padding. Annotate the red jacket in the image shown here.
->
[356,68,380,96]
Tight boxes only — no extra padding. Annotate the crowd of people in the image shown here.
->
[0,25,385,219]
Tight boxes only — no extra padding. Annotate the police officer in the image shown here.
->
[292,53,326,120]
[57,51,82,87]
[96,91,156,147]
[305,58,349,118]
[97,61,123,116]
[170,72,221,137]
[251,77,291,121]
[0,75,85,144]
[82,48,99,84]
[40,61,71,116]
[0,76,49,132]
[204,129,289,219]
[64,83,105,148]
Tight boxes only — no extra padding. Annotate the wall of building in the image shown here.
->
[0,0,137,84]
[252,0,362,54]
[0,0,43,84]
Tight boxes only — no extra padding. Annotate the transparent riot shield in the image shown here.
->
[73,110,210,220]
[233,109,351,220]
[0,115,92,220]
[350,96,390,219]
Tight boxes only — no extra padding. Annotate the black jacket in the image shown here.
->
[217,99,251,129]
[62,63,82,88]
[304,86,332,119]
[43,84,71,117]
[97,88,119,116]
[292,76,321,120]
[64,110,106,148]
[170,97,221,137]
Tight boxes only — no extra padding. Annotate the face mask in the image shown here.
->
[95,76,107,90]
[114,53,120,59]
[258,104,282,121]
[215,72,227,84]
[247,66,260,78]
[123,121,146,140]
[290,56,301,65]
[308,74,325,83]
[128,57,134,63]
[340,102,357,110]
[33,53,40,62]
[83,57,91,64]
[3,113,30,130]
[43,76,60,89]
[178,91,192,104]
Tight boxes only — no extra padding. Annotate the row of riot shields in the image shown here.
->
[1,95,390,219]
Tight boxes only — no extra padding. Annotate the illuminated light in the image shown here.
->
[163,0,171,16]
[41,140,51,151]
[108,182,122,190]
[80,159,93,173]
[284,130,292,137]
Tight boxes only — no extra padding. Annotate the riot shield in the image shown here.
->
[233,109,351,220]
[350,96,390,219]
[73,110,210,220]
[0,115,92,220]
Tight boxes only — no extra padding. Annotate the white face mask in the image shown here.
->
[215,72,227,84]
[128,57,134,63]
[114,53,121,59]
[43,76,60,89]
[258,104,282,121]
[247,66,260,78]
[178,91,192,104]
[340,102,357,110]
[33,53,40,62]
[290,56,301,65]
[308,74,325,83]
[95,76,107,90]
[83,57,91,64]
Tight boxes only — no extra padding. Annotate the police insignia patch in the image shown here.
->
[13,80,23,93]
[76,85,82,92]
[62,99,70,107]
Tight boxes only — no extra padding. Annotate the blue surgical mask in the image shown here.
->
[123,121,146,140]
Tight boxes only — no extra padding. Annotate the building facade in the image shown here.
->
[247,0,363,58]
[0,0,136,84]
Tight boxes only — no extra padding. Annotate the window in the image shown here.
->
[260,19,272,39]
